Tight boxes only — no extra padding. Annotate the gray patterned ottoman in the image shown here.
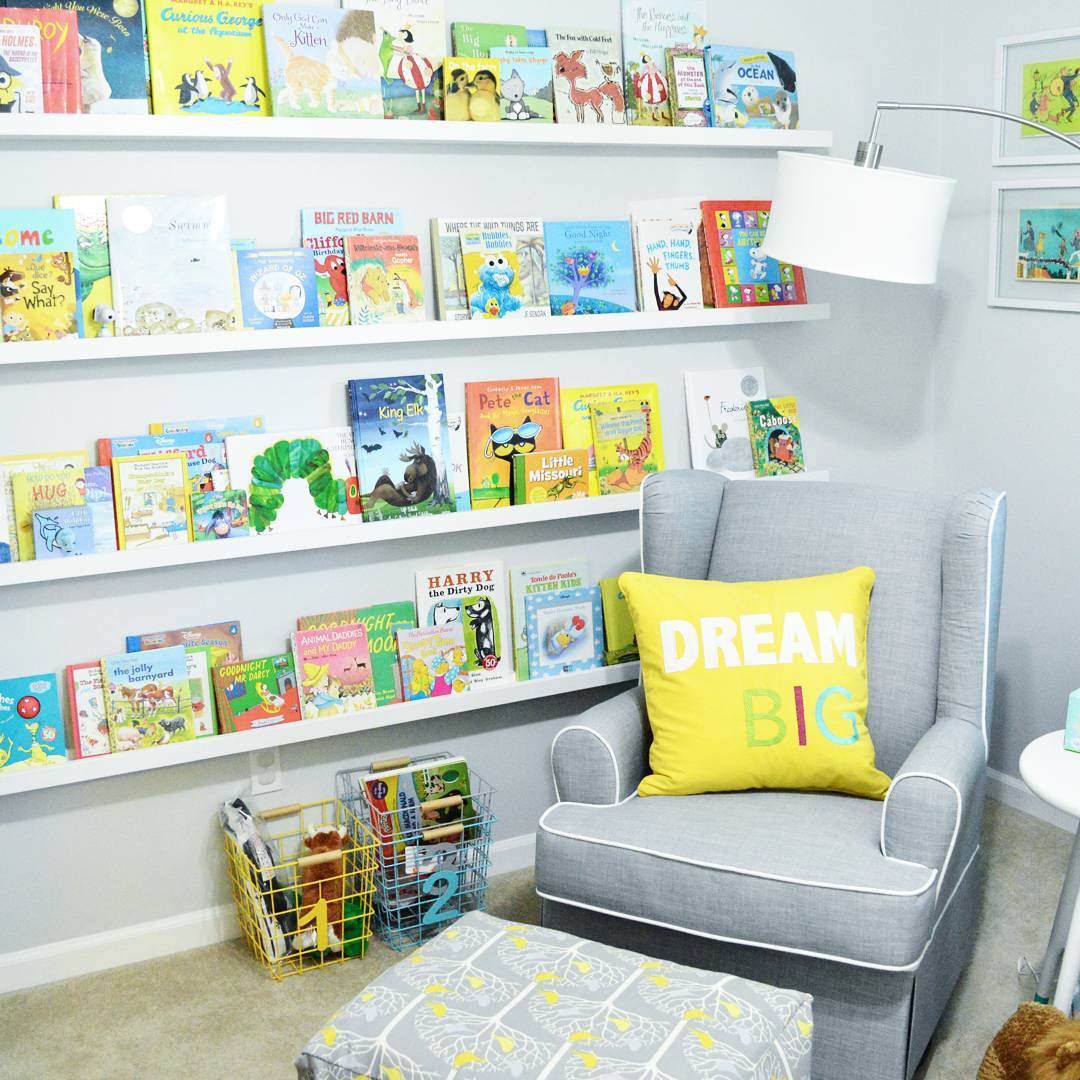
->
[296,911,813,1079]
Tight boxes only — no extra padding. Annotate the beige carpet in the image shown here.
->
[0,799,1072,1079]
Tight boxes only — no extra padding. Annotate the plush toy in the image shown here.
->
[977,1001,1073,1079]
[295,825,352,954]
[1030,1018,1080,1080]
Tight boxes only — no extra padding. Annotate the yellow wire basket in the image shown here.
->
[223,798,377,980]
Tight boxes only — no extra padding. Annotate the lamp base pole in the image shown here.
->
[855,140,883,169]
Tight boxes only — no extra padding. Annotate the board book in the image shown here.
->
[599,576,638,664]
[11,466,85,560]
[442,56,499,121]
[395,625,470,700]
[32,505,94,559]
[0,24,42,112]
[372,0,444,121]
[126,619,243,665]
[747,396,805,477]
[66,661,110,758]
[0,6,80,111]
[489,47,552,122]
[53,195,116,338]
[620,0,705,126]
[345,233,424,324]
[459,221,549,321]
[549,27,624,125]
[451,21,526,56]
[704,45,798,129]
[684,367,766,479]
[0,672,65,770]
[524,585,604,678]
[101,646,197,751]
[543,220,637,316]
[633,211,705,312]
[292,622,377,718]
[213,653,300,731]
[510,561,588,679]
[192,489,249,539]
[665,46,707,126]
[149,414,264,437]
[112,452,192,549]
[511,449,589,505]
[0,208,80,342]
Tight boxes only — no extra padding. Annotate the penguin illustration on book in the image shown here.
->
[175,73,199,108]
[242,76,266,108]
[193,69,211,100]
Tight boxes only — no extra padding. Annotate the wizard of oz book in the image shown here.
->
[345,233,424,324]
[543,220,637,316]
[620,0,705,126]
[347,373,454,523]
[549,27,625,126]
[212,653,300,731]
[511,449,589,505]
[0,673,65,770]
[101,646,197,750]
[747,396,805,477]
[591,399,662,495]
[53,196,116,338]
[0,209,80,342]
[292,622,377,718]
[0,24,42,112]
[235,248,319,330]
[464,378,561,509]
[396,625,470,700]
[373,0,445,121]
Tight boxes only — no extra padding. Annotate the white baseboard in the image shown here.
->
[987,766,1079,833]
[0,831,537,997]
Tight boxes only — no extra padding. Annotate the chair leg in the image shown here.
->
[1036,825,1080,1004]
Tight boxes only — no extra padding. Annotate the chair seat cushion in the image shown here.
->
[536,790,938,970]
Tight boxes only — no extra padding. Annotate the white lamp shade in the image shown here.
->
[761,151,957,284]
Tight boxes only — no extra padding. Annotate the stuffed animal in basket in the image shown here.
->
[977,1001,1080,1080]
[295,825,352,954]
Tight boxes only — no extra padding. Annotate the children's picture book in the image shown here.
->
[192,489,249,539]
[149,414,265,436]
[511,449,589,505]
[442,57,499,121]
[263,4,383,119]
[525,585,604,678]
[182,645,217,737]
[126,619,243,665]
[510,561,588,679]
[66,661,111,758]
[345,233,424,323]
[543,220,637,316]
[489,47,552,122]
[235,248,319,329]
[684,367,766,479]
[0,209,80,342]
[0,672,65,770]
[371,0,444,121]
[0,7,80,111]
[11,466,85,560]
[560,383,664,496]
[460,220,549,320]
[395,625,470,700]
[415,558,512,687]
[83,465,117,552]
[145,0,269,116]
[297,600,415,707]
[108,195,236,335]
[430,217,479,320]
[549,27,624,125]
[225,426,361,534]
[32,505,95,558]
[446,411,470,512]
[101,645,197,751]
[599,576,638,664]
[212,653,300,731]
[665,46,708,126]
[704,45,797,129]
[111,452,192,549]
[101,433,228,492]
[464,378,561,509]
[700,200,807,308]
[620,0,704,126]
[633,210,705,312]
[0,450,88,562]
[53,195,116,338]
[747,396,805,477]
[451,21,526,57]
[292,622,377,718]
[0,24,42,112]
[592,399,662,495]
[348,373,454,522]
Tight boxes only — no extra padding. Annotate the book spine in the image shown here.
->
[99,657,117,752]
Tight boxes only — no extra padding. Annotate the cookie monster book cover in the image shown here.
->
[460,219,549,319]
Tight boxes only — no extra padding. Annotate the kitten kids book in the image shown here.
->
[192,489,249,539]
[665,46,707,126]
[0,209,80,342]
[212,653,300,731]
[415,558,512,687]
[53,195,115,338]
[489,47,552,122]
[460,221,549,320]
[464,378,561,509]
[66,661,110,758]
[112,452,192,549]
[11,466,85,559]
[0,24,42,112]
[442,57,498,121]
[450,21,526,56]
[747,395,805,477]
[620,0,705,126]
[345,234,424,324]
[347,373,454,523]
[145,0,270,116]
[292,623,377,718]
[525,585,604,678]
[0,7,80,110]
[549,28,625,125]
[235,248,319,329]
[108,195,236,335]
[543,220,637,316]
[101,646,197,750]
[126,619,243,664]
[592,399,661,494]
[684,367,766,479]
[263,4,382,120]
[372,0,444,121]
[705,45,797,129]
[511,449,589,505]
[396,625,470,700]
[84,465,117,552]
[510,561,588,679]
[633,211,705,312]
[0,673,65,770]
[32,505,95,558]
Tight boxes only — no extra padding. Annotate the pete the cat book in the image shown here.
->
[0,672,65,770]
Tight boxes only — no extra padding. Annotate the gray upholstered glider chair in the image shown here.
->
[536,470,1006,1080]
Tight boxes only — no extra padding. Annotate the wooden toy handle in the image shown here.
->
[422,823,464,842]
[421,795,463,812]
[370,756,411,772]
[296,849,348,869]
[260,803,302,821]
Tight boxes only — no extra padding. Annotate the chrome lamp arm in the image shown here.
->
[855,100,1080,167]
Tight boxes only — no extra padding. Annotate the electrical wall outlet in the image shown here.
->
[249,746,282,795]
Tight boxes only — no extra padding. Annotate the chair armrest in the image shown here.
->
[880,716,986,903]
[550,686,650,805]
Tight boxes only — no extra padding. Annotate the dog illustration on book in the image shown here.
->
[465,597,499,669]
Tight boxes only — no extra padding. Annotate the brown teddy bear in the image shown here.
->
[978,1001,1080,1079]
[296,825,352,953]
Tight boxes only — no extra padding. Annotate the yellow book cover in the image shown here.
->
[442,57,499,121]
[561,383,664,495]
[591,400,661,495]
[53,195,116,339]
[0,253,79,341]
[11,468,86,560]
[0,451,89,563]
[512,449,589,504]
[145,0,270,117]
[112,452,192,549]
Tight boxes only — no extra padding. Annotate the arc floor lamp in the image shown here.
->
[761,102,1080,284]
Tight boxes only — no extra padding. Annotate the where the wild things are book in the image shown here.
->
[347,373,454,523]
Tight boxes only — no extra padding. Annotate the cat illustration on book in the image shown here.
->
[553,50,624,123]
[486,416,540,504]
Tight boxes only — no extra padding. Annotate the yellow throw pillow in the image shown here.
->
[619,568,890,800]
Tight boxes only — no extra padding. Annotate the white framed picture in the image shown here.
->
[989,179,1080,311]
[994,28,1080,165]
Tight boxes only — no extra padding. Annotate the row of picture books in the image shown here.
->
[0,557,639,773]
[0,197,806,344]
[0,0,798,133]
[0,378,665,564]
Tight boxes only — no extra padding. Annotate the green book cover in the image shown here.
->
[600,577,638,664]
[184,645,218,737]
[746,396,804,477]
[451,21,528,57]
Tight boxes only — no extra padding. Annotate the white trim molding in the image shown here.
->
[987,767,1079,833]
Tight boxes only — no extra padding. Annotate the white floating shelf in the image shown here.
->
[0,305,831,368]
[0,493,640,588]
[0,662,640,797]
[1,114,833,151]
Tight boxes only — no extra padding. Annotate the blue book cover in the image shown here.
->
[526,28,547,47]
[490,47,553,121]
[524,585,604,678]
[102,645,197,749]
[704,45,797,129]
[348,374,456,523]
[107,433,228,493]
[192,490,249,540]
[235,248,319,330]
[84,465,117,553]
[33,505,95,559]
[0,673,66,771]
[543,220,638,315]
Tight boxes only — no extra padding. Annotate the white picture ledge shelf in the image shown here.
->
[0,662,641,797]
[1,114,833,151]
[0,492,641,588]
[0,305,832,368]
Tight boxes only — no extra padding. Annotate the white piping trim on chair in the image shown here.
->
[550,724,624,806]
[538,803,937,898]
[980,491,1006,761]
[638,473,651,573]
[880,770,962,905]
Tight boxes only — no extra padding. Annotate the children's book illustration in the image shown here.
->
[446,411,470,512]
[66,662,111,758]
[11,466,85,560]
[0,450,88,563]
[510,561,588,678]
[112,452,192,549]
[525,585,604,678]
[236,248,319,329]
[32,505,95,558]
[599,577,638,664]
[0,7,80,111]
[592,399,661,494]
[1016,207,1080,281]
[430,217,480,320]
[549,28,624,125]
[183,645,217,736]
[348,373,454,522]
[489,46,552,121]
[1022,59,1080,137]
[370,0,444,121]
[666,46,707,126]
[442,56,498,121]
[0,673,65,771]
[104,433,228,492]
[684,367,765,478]
[543,220,637,315]
[192,489,249,539]
[53,195,116,338]
[451,21,526,57]
[0,209,80,342]
[511,449,589,505]
[127,619,243,664]
[0,24,42,112]
[293,623,377,718]
[634,211,704,311]
[102,646,197,750]
[213,654,300,731]
[747,395,805,477]
[620,0,705,126]
[83,465,117,552]
[460,225,526,320]
[149,414,264,436]
[345,233,424,323]
[705,45,797,129]
[395,625,470,700]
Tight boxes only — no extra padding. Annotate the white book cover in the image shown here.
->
[431,217,482,321]
[633,213,704,313]
[224,427,361,535]
[107,195,235,336]
[446,411,470,512]
[414,558,512,687]
[0,25,43,113]
[510,561,589,679]
[548,27,625,126]
[684,367,767,479]
[620,0,706,124]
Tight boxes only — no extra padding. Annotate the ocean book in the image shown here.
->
[212,653,301,731]
[111,452,192,549]
[451,21,526,56]
[684,367,766,479]
[126,619,243,665]
[53,195,116,338]
[0,208,80,341]
[192,489,249,539]
[107,195,236,335]
[396,625,470,700]
[600,576,638,664]
[292,622,377,718]
[0,672,65,770]
[704,45,798,129]
[510,561,589,679]
[665,46,708,126]
[0,24,42,111]
[10,466,85,560]
[592,399,662,494]
[235,248,319,330]
[633,210,705,312]
[32,505,95,558]
[747,395,805,477]
[264,4,383,119]
[460,220,549,320]
[511,449,589,505]
[66,661,111,758]
[524,585,604,678]
[0,6,80,111]
[543,220,637,316]
[446,411,470,512]
[464,378,561,509]
[442,56,499,121]
[101,645,197,751]
[100,433,228,492]
[415,558,512,687]
[0,449,88,562]
[370,0,444,121]
[347,373,454,522]
[620,0,705,126]
[549,27,625,125]
[489,46,552,122]
[345,233,424,324]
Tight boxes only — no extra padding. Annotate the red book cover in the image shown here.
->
[0,8,81,113]
[700,200,807,309]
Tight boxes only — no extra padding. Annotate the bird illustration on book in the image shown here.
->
[242,76,267,108]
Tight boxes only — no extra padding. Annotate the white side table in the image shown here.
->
[1020,730,1080,1009]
